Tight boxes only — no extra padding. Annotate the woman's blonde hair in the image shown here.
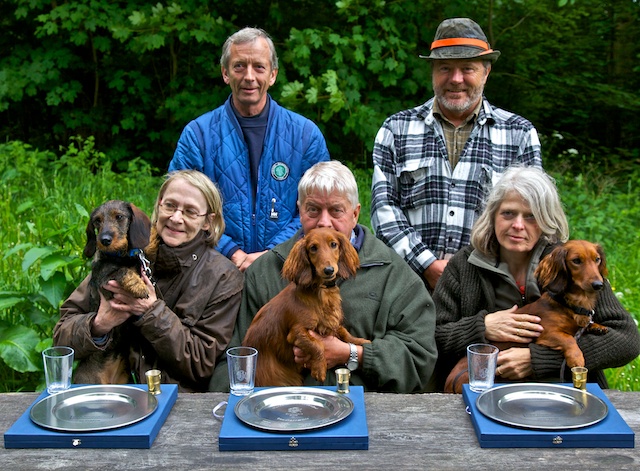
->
[152,170,225,247]
[471,166,569,257]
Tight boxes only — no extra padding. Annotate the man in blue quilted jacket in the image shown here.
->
[170,27,330,271]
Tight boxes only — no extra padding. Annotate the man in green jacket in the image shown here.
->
[210,161,437,393]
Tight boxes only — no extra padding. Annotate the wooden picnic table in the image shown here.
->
[2,389,639,470]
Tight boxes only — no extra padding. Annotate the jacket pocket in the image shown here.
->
[398,157,435,209]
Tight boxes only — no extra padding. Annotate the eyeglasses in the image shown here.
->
[159,202,208,220]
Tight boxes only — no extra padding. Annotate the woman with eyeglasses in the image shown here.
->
[54,170,243,392]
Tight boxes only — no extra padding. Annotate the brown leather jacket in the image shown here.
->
[54,232,243,392]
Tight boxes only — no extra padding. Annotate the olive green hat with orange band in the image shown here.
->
[420,18,501,63]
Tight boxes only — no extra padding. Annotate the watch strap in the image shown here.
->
[347,343,358,371]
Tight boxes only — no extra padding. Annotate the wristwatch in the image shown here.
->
[346,343,358,371]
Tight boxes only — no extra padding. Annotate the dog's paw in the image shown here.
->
[121,270,149,298]
[588,323,608,335]
[310,363,327,383]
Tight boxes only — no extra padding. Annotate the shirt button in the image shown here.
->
[449,210,454,216]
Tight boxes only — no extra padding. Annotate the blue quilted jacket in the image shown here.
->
[170,95,330,257]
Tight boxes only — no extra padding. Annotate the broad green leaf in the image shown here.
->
[39,272,69,308]
[40,254,73,281]
[22,247,56,272]
[0,325,42,373]
[0,296,24,311]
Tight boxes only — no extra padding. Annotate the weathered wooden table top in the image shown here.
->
[2,389,639,470]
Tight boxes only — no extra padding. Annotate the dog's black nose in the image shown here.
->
[323,266,335,277]
[100,235,113,247]
[592,280,604,290]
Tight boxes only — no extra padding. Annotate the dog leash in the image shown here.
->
[129,248,156,286]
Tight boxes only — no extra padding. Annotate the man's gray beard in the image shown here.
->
[435,88,482,114]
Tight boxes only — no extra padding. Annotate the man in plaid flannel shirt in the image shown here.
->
[371,18,542,290]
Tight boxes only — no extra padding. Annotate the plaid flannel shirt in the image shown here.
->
[371,97,542,276]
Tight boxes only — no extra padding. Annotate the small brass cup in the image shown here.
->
[146,369,162,395]
[335,367,351,394]
[571,366,588,390]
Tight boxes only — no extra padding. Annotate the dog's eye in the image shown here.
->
[571,257,582,265]
[594,257,601,264]
[308,244,318,253]
[330,241,338,249]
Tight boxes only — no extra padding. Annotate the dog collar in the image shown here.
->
[551,293,595,317]
[105,248,155,286]
[321,279,337,288]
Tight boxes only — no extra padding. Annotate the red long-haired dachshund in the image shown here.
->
[242,227,371,386]
[446,240,609,393]
[511,239,608,367]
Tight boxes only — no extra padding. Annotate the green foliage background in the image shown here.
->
[1,0,639,170]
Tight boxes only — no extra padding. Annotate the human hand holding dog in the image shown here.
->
[293,330,357,370]
[485,305,543,343]
[496,347,533,379]
[91,275,156,336]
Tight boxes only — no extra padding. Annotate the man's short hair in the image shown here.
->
[298,161,359,209]
[220,27,279,70]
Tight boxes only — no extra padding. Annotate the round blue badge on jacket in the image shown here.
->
[271,162,290,181]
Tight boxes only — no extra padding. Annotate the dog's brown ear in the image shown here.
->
[282,237,314,286]
[596,243,608,277]
[127,203,151,250]
[83,210,98,258]
[535,244,570,294]
[336,231,359,279]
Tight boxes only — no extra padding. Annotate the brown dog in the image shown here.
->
[511,240,608,366]
[74,200,152,384]
[242,227,371,386]
[445,240,609,393]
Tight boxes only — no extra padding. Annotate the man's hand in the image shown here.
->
[423,259,448,290]
[293,330,351,370]
[231,249,268,272]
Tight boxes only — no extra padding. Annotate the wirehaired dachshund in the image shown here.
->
[445,240,609,393]
[242,227,371,386]
[75,200,152,384]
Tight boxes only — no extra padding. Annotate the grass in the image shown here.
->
[1,140,639,391]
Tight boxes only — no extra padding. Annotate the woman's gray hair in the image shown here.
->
[220,27,278,70]
[152,170,225,247]
[298,161,359,209]
[471,165,569,257]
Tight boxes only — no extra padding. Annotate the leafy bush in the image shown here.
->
[0,139,160,391]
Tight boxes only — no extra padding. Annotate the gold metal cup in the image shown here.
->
[146,369,162,395]
[335,367,351,394]
[571,366,588,390]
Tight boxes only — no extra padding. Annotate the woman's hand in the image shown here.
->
[91,274,157,336]
[496,347,533,379]
[485,304,543,343]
